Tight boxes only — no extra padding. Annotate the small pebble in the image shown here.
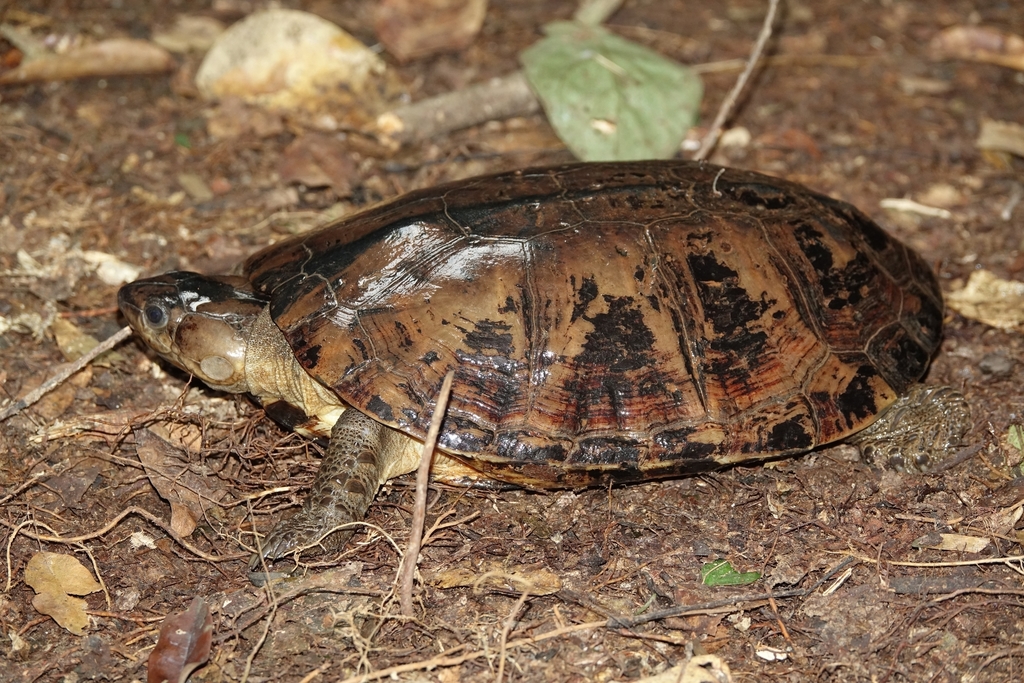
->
[979,351,1014,377]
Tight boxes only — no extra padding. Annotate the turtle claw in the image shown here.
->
[247,511,357,577]
[247,521,354,586]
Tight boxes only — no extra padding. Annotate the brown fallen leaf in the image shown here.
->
[980,506,1023,536]
[50,317,100,361]
[929,26,1024,71]
[375,0,488,63]
[278,133,357,196]
[0,38,175,85]
[24,552,103,635]
[911,532,990,554]
[148,597,213,683]
[133,427,227,538]
[205,97,285,140]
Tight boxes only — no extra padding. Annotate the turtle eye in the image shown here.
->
[144,304,168,328]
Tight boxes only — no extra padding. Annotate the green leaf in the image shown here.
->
[700,559,761,587]
[521,21,702,161]
[1008,424,1024,453]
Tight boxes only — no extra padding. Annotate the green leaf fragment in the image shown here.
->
[521,21,702,161]
[701,559,761,587]
[1008,424,1024,453]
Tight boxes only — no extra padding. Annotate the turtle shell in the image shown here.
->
[244,161,943,488]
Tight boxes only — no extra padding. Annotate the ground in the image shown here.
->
[2,1,1024,682]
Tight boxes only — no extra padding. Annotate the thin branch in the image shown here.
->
[0,325,132,422]
[693,0,780,161]
[399,370,455,617]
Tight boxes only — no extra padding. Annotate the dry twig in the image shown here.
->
[0,325,132,422]
[399,370,456,617]
[693,0,780,160]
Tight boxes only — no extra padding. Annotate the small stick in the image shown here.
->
[376,72,540,146]
[0,325,132,422]
[399,370,456,617]
[693,0,780,161]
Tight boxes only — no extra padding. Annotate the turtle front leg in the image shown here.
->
[849,385,971,474]
[249,408,389,574]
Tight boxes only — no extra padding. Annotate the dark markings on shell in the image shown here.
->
[576,296,655,372]
[351,338,369,361]
[725,181,798,211]
[868,325,931,394]
[794,222,876,310]
[829,200,891,253]
[495,431,568,462]
[766,416,814,451]
[297,344,322,367]
[498,296,518,314]
[570,275,599,323]
[653,426,720,459]
[439,414,494,452]
[575,436,643,465]
[686,252,773,374]
[459,318,515,356]
[393,321,413,348]
[836,365,880,427]
[367,395,395,422]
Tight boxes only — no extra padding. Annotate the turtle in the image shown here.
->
[117,160,971,577]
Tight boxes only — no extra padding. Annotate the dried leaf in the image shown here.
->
[946,270,1024,330]
[148,598,213,683]
[169,502,199,538]
[205,98,286,139]
[24,552,102,635]
[278,133,357,196]
[0,38,175,85]
[981,506,1023,536]
[375,0,488,63]
[976,119,1024,158]
[911,532,990,553]
[929,26,1024,71]
[1008,424,1024,453]
[133,427,226,533]
[50,318,99,361]
[80,250,141,286]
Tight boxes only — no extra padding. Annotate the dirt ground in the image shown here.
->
[2,0,1024,681]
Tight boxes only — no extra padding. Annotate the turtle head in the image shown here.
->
[118,272,267,394]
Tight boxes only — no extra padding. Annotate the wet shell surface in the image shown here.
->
[243,161,942,487]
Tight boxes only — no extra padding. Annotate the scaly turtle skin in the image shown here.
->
[118,161,971,577]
